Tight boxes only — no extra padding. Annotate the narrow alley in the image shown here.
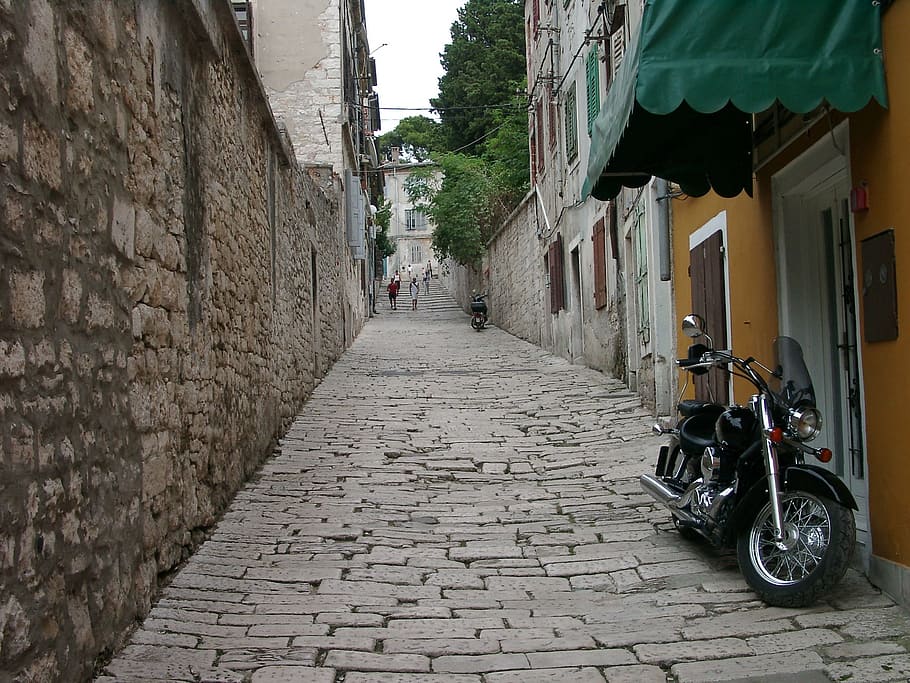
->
[97,287,910,683]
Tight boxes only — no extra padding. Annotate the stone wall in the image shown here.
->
[0,1,364,680]
[471,193,627,385]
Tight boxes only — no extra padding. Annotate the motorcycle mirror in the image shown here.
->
[682,314,707,339]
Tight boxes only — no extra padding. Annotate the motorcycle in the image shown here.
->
[470,293,488,330]
[641,314,856,607]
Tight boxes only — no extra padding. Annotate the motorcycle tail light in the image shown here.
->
[770,427,783,443]
[816,448,833,463]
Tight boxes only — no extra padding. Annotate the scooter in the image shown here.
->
[641,314,856,607]
[470,294,488,330]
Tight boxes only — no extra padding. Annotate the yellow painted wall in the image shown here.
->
[847,1,910,565]
[671,190,777,403]
[670,2,910,568]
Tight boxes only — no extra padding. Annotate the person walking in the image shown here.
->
[409,277,419,311]
[387,278,398,309]
[426,260,433,278]
[422,270,430,294]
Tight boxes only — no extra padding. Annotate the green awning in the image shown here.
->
[583,0,888,201]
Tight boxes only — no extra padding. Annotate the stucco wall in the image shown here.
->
[253,0,344,172]
[0,1,363,679]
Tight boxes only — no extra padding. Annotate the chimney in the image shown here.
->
[391,146,400,164]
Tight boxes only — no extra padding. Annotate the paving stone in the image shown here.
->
[746,627,842,655]
[602,664,667,683]
[671,651,825,682]
[251,666,335,682]
[322,651,430,673]
[485,667,606,682]
[345,675,481,683]
[383,638,500,656]
[825,653,910,682]
[634,637,753,665]
[432,653,531,674]
[526,647,636,668]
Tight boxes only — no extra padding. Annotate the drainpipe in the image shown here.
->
[655,179,671,281]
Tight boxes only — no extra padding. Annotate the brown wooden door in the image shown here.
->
[690,231,729,404]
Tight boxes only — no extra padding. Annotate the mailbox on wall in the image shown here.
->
[861,229,898,343]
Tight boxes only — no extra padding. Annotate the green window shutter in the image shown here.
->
[586,47,600,136]
[565,82,578,162]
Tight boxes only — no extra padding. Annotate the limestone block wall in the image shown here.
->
[476,195,627,384]
[0,1,364,680]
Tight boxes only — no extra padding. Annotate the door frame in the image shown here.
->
[771,121,871,559]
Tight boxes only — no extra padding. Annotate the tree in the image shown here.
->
[431,0,526,154]
[373,201,395,259]
[377,116,444,162]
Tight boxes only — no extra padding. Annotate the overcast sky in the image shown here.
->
[364,0,466,134]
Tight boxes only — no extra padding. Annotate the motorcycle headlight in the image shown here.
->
[789,407,822,441]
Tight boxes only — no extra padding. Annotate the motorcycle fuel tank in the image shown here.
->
[715,406,758,452]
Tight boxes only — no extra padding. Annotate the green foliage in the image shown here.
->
[378,116,444,162]
[373,201,395,259]
[432,0,526,154]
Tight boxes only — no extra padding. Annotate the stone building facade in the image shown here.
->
[0,1,364,680]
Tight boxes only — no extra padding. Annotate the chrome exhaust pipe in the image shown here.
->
[640,474,702,527]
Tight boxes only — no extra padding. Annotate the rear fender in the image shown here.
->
[724,464,858,546]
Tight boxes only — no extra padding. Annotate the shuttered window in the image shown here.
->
[535,99,545,175]
[610,24,625,77]
[548,235,565,313]
[592,218,608,309]
[586,47,600,136]
[548,83,558,148]
[564,82,578,162]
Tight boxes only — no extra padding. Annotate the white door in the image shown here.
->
[776,154,869,544]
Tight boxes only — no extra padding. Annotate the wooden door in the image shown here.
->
[689,230,729,404]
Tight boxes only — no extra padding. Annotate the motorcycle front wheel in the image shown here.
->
[737,491,855,608]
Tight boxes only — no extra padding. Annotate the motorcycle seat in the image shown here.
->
[678,400,725,419]
[678,411,720,455]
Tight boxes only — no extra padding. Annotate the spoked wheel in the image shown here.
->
[737,491,855,607]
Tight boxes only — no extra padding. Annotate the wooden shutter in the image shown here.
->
[564,83,578,162]
[586,47,600,136]
[549,235,565,313]
[610,25,625,77]
[547,84,558,148]
[593,218,607,309]
[689,231,729,404]
[535,99,545,174]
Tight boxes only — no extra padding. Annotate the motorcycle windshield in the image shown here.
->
[772,336,816,409]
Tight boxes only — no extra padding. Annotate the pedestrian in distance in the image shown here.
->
[423,270,430,294]
[427,260,433,278]
[410,277,419,310]
[387,278,398,309]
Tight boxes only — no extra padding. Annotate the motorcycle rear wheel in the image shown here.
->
[471,316,484,330]
[737,491,855,608]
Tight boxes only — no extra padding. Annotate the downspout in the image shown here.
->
[655,178,671,281]
[535,184,553,238]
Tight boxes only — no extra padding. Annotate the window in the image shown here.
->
[586,47,600,136]
[564,82,578,162]
[405,208,426,231]
[547,83,558,148]
[548,235,565,313]
[592,218,608,309]
[535,99,545,175]
[411,245,422,263]
[610,22,626,79]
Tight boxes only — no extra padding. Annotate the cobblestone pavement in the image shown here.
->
[98,288,910,683]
